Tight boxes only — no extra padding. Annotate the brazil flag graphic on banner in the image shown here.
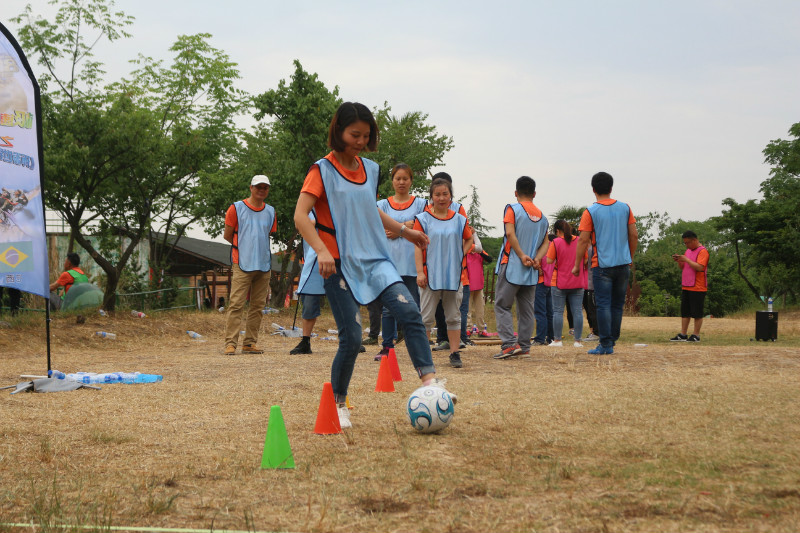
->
[0,22,49,298]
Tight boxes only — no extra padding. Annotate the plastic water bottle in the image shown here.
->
[471,324,478,336]
[186,330,203,339]
[240,330,245,336]
[131,310,146,318]
[327,329,338,335]
[271,323,284,331]
[768,297,773,312]
[310,332,318,338]
[321,336,337,341]
[98,309,107,317]
[132,374,162,384]
[48,370,66,379]
[95,331,117,339]
[218,306,225,313]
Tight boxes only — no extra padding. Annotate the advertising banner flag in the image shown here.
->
[0,22,49,298]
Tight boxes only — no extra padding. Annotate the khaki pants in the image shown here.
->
[225,264,271,348]
[468,288,487,328]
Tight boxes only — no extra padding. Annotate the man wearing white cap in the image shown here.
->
[222,175,277,355]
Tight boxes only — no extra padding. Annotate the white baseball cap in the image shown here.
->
[251,175,271,186]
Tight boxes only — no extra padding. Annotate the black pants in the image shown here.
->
[367,299,382,338]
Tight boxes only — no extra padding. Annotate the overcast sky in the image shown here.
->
[6,0,800,240]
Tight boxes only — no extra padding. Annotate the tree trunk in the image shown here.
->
[270,241,301,308]
[733,240,762,301]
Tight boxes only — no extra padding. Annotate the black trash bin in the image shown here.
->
[755,311,778,341]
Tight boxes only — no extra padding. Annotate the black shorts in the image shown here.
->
[681,290,706,319]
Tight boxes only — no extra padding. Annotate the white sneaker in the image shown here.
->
[428,378,458,404]
[337,406,352,429]
[574,341,583,348]
[549,340,563,347]
[584,333,599,341]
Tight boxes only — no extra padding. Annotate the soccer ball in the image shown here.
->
[407,385,455,433]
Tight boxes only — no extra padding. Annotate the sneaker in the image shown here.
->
[518,350,531,358]
[289,339,312,355]
[587,345,614,355]
[242,344,264,354]
[549,340,563,347]
[670,333,688,342]
[337,406,352,429]
[427,378,458,404]
[432,341,450,351]
[574,341,584,348]
[493,344,522,359]
[449,351,463,368]
[569,328,574,336]
[584,333,599,341]
[374,346,390,361]
[687,334,701,342]
[224,345,236,356]
[359,345,366,353]
[362,336,379,346]
[463,339,476,346]
[459,342,466,349]
[531,340,548,346]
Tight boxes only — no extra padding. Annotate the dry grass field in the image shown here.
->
[1,307,799,533]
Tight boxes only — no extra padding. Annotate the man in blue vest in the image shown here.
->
[223,175,276,355]
[572,172,638,355]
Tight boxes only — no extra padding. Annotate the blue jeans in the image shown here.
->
[592,265,630,349]
[533,282,553,344]
[381,276,420,348]
[551,287,584,341]
[325,268,435,402]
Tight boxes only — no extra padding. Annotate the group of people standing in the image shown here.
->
[221,100,708,429]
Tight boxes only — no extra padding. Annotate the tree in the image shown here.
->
[549,205,585,231]
[717,121,800,302]
[370,105,454,199]
[464,185,495,238]
[13,1,247,309]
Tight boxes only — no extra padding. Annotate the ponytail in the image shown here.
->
[554,219,573,244]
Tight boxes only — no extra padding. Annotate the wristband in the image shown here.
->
[399,225,406,236]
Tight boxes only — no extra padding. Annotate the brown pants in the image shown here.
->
[225,264,271,348]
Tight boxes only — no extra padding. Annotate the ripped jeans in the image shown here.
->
[324,267,435,403]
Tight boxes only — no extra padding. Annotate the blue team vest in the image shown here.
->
[317,157,401,304]
[377,196,428,277]
[495,203,549,286]
[586,200,632,268]
[297,211,325,296]
[416,210,467,291]
[232,200,275,272]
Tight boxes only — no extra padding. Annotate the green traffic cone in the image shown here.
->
[260,405,295,469]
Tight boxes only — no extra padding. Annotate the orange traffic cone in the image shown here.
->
[346,396,353,410]
[387,348,402,382]
[314,382,341,434]
[375,355,395,392]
